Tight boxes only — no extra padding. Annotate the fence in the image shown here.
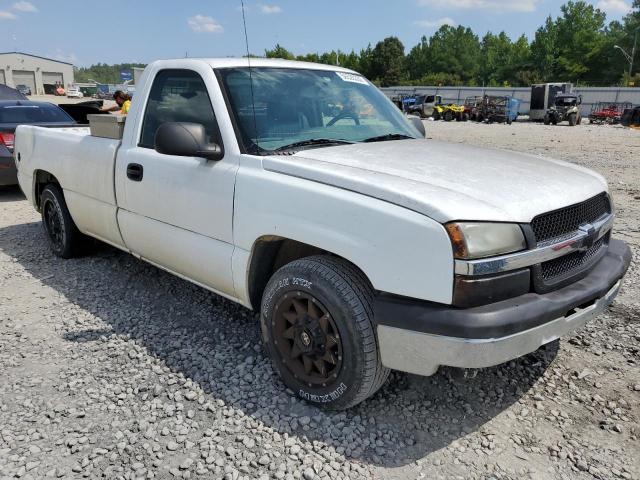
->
[380,86,640,116]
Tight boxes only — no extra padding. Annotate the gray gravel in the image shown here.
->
[1,121,638,480]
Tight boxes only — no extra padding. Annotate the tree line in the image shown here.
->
[266,0,640,87]
[75,63,146,84]
[74,1,639,88]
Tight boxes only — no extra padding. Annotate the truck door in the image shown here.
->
[115,68,238,299]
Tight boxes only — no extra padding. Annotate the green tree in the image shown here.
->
[427,25,481,84]
[480,32,514,85]
[371,37,406,86]
[530,16,560,82]
[405,35,430,81]
[265,44,295,60]
[532,1,608,84]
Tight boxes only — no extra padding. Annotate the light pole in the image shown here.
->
[614,26,639,80]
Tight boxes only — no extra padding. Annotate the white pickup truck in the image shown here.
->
[15,59,631,409]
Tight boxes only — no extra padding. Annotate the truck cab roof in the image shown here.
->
[146,58,359,73]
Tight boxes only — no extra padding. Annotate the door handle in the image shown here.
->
[126,163,143,182]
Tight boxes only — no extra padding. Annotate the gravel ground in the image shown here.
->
[0,121,639,480]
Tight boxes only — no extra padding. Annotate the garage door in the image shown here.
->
[0,70,5,85]
[12,70,36,94]
[42,72,64,94]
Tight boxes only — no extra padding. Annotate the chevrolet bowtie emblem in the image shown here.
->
[578,223,597,251]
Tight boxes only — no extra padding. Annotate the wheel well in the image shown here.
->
[33,170,60,210]
[248,237,329,310]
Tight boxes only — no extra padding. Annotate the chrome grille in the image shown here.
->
[531,193,611,246]
[541,236,606,281]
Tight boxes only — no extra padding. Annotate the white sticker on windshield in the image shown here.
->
[335,72,369,85]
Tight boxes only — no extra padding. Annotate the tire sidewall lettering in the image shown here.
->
[298,382,348,403]
[263,275,313,317]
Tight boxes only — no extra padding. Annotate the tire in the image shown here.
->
[544,114,551,125]
[261,255,390,410]
[568,113,577,126]
[444,111,453,122]
[41,184,82,258]
[432,111,441,121]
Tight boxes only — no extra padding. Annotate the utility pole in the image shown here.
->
[614,26,639,82]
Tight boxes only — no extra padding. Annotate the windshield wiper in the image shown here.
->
[273,138,354,152]
[362,133,414,143]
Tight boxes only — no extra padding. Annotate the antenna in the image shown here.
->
[240,0,259,153]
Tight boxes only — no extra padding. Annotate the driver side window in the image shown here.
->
[139,69,221,149]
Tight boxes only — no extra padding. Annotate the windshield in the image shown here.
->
[218,67,421,153]
[556,97,577,107]
[0,103,74,124]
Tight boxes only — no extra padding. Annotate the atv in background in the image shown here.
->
[433,103,467,121]
[464,96,483,121]
[544,93,582,126]
[588,102,632,125]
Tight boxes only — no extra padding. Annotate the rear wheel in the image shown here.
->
[261,256,390,409]
[444,110,453,122]
[41,184,83,258]
[568,113,577,126]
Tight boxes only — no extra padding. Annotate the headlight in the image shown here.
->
[445,222,526,260]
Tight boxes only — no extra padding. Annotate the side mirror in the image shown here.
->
[154,122,223,161]
[407,115,426,138]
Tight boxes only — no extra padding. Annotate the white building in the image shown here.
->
[0,52,75,95]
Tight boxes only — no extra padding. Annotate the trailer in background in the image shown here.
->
[529,83,572,121]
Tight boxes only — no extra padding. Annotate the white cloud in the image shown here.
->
[414,17,456,28]
[48,49,79,64]
[597,0,632,14]
[259,4,282,14]
[417,0,539,12]
[12,1,38,12]
[187,14,223,33]
[0,10,17,19]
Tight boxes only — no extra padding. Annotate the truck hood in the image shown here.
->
[262,139,608,223]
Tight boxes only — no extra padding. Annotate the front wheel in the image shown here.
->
[568,113,577,126]
[41,184,83,258]
[544,114,551,125]
[261,256,390,410]
[443,111,453,122]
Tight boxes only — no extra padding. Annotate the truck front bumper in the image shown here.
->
[375,239,631,376]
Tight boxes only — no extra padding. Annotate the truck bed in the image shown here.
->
[15,125,125,248]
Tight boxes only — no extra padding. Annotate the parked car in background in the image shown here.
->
[66,86,84,99]
[0,101,76,186]
[0,85,28,101]
[407,94,442,118]
[15,84,32,96]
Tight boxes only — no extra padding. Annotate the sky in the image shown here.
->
[0,0,634,67]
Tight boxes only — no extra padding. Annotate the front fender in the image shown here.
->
[233,165,454,305]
